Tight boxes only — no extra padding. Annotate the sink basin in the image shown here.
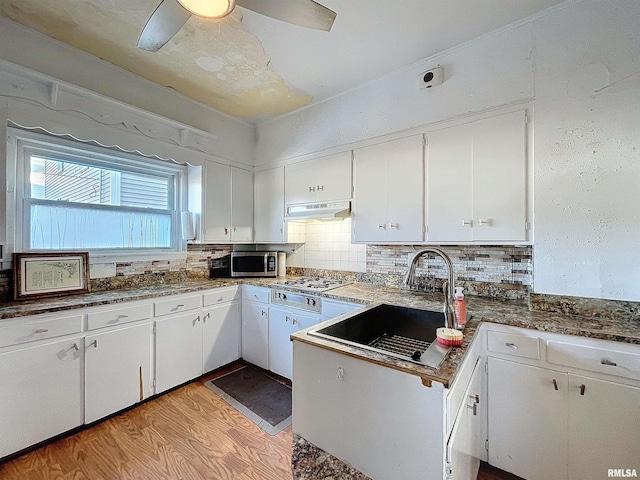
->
[308,303,451,368]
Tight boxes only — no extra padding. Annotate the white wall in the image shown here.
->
[256,0,640,302]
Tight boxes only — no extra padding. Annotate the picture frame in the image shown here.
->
[13,252,90,301]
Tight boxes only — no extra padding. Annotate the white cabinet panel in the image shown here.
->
[568,375,640,480]
[427,110,527,242]
[320,299,363,320]
[86,303,151,330]
[254,167,285,242]
[241,300,269,370]
[202,302,241,373]
[269,307,319,380]
[231,167,254,242]
[0,314,82,348]
[155,312,203,394]
[202,286,241,306]
[285,151,352,205]
[488,357,568,480]
[353,135,424,243]
[203,161,232,242]
[84,323,152,424]
[0,336,83,458]
[154,293,201,317]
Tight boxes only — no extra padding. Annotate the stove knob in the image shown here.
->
[305,298,310,304]
[281,293,287,300]
[310,298,316,306]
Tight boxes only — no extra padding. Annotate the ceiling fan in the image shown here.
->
[138,0,337,52]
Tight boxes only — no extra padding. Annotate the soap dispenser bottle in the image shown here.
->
[454,286,467,329]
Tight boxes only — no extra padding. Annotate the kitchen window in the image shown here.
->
[11,129,186,257]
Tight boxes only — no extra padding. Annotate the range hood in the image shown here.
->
[285,201,351,220]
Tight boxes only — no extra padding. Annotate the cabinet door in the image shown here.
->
[353,135,424,243]
[202,302,241,373]
[427,124,474,242]
[155,312,203,394]
[285,161,316,205]
[254,167,285,242]
[488,357,568,480]
[269,307,319,380]
[568,375,640,480]
[231,167,254,242]
[383,135,424,242]
[85,323,152,424]
[241,301,269,370]
[0,336,83,458]
[447,357,483,480]
[472,110,527,242]
[313,151,352,203]
[203,161,231,242]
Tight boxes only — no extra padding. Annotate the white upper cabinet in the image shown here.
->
[285,151,352,205]
[254,166,286,243]
[353,134,424,243]
[427,110,528,243]
[201,161,254,243]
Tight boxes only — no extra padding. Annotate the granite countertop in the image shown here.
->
[1,276,639,389]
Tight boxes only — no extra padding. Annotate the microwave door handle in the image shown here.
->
[264,252,269,273]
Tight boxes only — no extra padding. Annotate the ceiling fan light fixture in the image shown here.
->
[177,0,236,18]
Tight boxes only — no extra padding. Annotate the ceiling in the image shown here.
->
[0,0,564,123]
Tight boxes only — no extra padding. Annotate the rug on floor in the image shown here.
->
[205,366,292,435]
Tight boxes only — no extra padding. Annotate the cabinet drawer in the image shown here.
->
[487,331,540,359]
[243,285,270,304]
[87,303,152,330]
[322,300,363,319]
[0,315,83,348]
[547,340,640,381]
[203,286,241,306]
[154,294,202,317]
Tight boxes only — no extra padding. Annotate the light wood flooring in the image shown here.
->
[0,362,515,480]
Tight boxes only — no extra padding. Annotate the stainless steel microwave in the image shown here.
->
[230,251,277,277]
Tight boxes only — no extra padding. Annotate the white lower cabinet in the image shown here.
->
[202,301,241,373]
[488,357,568,480]
[155,311,203,394]
[241,300,269,370]
[0,335,83,458]
[84,322,152,424]
[269,307,319,379]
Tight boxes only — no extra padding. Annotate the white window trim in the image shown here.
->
[8,128,189,264]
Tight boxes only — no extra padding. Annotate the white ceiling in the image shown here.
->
[0,0,564,123]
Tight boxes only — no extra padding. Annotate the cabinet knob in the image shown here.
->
[285,316,290,322]
[461,220,473,227]
[292,318,298,325]
[89,339,98,349]
[224,227,229,235]
[478,219,492,226]
[579,384,586,396]
[377,223,386,230]
[317,185,324,191]
[337,366,344,380]
[308,186,316,192]
[552,379,559,391]
[389,223,399,229]
[261,310,267,316]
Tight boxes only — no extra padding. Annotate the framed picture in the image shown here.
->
[13,252,90,301]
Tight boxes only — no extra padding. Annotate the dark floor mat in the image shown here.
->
[205,366,292,435]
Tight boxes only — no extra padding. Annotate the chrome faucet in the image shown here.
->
[402,247,457,329]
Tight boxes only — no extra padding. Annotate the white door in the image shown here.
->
[568,375,640,480]
[427,123,474,242]
[0,336,83,458]
[472,110,527,242]
[231,167,254,242]
[155,312,203,394]
[447,357,483,480]
[241,301,269,370]
[285,160,317,205]
[353,142,387,242]
[254,167,285,242]
[269,307,320,380]
[202,302,241,373]
[488,357,568,480]
[383,135,424,242]
[313,151,352,202]
[84,323,152,424]
[203,161,231,242]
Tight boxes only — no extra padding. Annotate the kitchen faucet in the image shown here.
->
[402,247,457,330]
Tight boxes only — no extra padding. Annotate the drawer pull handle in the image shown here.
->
[601,358,617,367]
[33,328,49,334]
[552,379,559,391]
[292,318,298,325]
[203,313,211,322]
[579,384,586,396]
[466,403,478,416]
[72,343,79,351]
[261,310,267,316]
[470,394,480,404]
[193,316,201,326]
[506,342,518,349]
[217,297,224,302]
[89,340,98,349]
[117,314,129,319]
[461,220,473,227]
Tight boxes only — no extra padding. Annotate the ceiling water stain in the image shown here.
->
[0,0,313,118]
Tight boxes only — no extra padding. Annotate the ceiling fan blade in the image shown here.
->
[236,0,336,31]
[138,0,192,52]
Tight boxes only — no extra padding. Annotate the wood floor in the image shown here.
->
[0,362,515,480]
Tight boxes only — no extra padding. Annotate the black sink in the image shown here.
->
[309,303,451,368]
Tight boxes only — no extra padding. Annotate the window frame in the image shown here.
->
[11,128,187,260]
